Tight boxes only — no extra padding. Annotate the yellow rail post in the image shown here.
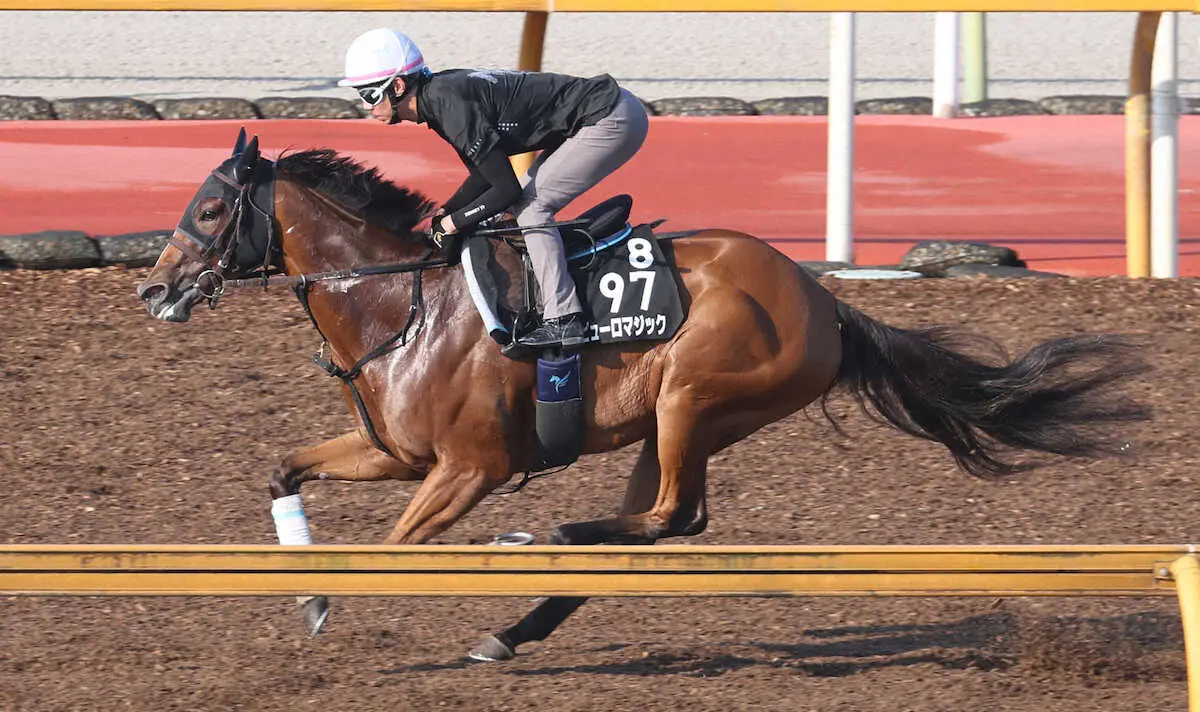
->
[1126,11,1159,278]
[509,10,549,180]
[1173,555,1200,712]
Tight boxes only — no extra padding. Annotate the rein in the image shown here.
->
[213,217,589,295]
[220,253,454,292]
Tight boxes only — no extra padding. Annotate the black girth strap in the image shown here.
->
[292,262,429,459]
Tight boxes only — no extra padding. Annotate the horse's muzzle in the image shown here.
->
[137,281,166,306]
[136,281,195,322]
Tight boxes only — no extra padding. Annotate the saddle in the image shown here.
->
[461,194,686,362]
[459,194,688,473]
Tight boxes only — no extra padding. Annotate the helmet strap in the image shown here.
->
[386,73,426,125]
[386,80,404,125]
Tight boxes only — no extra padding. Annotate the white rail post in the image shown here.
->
[1151,11,1179,278]
[933,12,960,118]
[826,12,855,264]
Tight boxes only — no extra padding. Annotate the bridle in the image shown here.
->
[168,152,281,309]
[167,134,456,458]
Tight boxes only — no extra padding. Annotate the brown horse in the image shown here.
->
[136,131,1150,662]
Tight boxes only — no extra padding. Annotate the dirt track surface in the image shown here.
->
[2,267,1199,712]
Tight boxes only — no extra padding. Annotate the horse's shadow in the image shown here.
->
[509,612,1019,678]
[379,612,1014,677]
[381,609,1185,679]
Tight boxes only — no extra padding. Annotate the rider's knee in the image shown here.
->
[515,200,555,226]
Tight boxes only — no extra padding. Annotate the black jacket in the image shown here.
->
[416,69,622,230]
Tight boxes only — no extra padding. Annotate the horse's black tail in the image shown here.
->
[825,300,1152,478]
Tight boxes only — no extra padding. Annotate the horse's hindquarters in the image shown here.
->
[580,230,842,454]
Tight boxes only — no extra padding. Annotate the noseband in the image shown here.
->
[169,159,280,308]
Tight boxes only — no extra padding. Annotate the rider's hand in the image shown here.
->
[426,227,448,249]
[422,206,448,234]
[428,219,456,250]
[423,208,456,248]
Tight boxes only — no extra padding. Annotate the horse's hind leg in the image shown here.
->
[555,400,710,545]
[468,437,665,662]
[268,429,424,636]
[473,405,709,657]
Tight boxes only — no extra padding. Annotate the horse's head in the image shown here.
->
[137,128,280,322]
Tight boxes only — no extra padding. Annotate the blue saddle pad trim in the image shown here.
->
[567,224,633,264]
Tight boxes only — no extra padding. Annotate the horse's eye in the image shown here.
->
[199,209,219,222]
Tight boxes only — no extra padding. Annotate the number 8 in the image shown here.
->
[628,238,654,269]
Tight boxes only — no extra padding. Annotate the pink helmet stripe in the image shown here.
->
[345,53,423,85]
[345,67,400,84]
[398,54,424,73]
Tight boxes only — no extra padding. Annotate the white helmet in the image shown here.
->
[338,28,427,88]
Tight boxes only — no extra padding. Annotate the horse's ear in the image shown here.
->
[233,136,259,183]
[232,126,247,156]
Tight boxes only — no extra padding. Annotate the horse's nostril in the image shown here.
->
[138,283,167,304]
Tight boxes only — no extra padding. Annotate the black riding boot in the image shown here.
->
[518,313,587,349]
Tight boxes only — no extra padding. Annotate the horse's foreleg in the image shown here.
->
[268,429,421,498]
[268,429,423,636]
[468,437,664,662]
[381,459,508,545]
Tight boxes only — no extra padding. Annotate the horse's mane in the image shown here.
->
[275,148,435,240]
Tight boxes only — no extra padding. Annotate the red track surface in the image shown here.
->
[2,116,1198,276]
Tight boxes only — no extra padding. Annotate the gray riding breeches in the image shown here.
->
[514,88,649,320]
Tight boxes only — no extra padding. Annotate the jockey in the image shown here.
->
[339,28,649,350]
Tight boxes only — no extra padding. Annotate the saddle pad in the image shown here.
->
[461,222,685,349]
[574,223,684,345]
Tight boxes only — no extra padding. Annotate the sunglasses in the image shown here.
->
[356,80,392,107]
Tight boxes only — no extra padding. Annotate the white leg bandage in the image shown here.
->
[272,494,317,607]
[271,494,313,546]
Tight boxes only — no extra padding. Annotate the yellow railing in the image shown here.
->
[0,0,1187,276]
[1,544,1198,706]
[0,0,1196,9]
[0,543,1187,596]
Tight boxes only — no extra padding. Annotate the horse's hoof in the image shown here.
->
[489,531,535,546]
[467,634,516,662]
[299,595,330,637]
